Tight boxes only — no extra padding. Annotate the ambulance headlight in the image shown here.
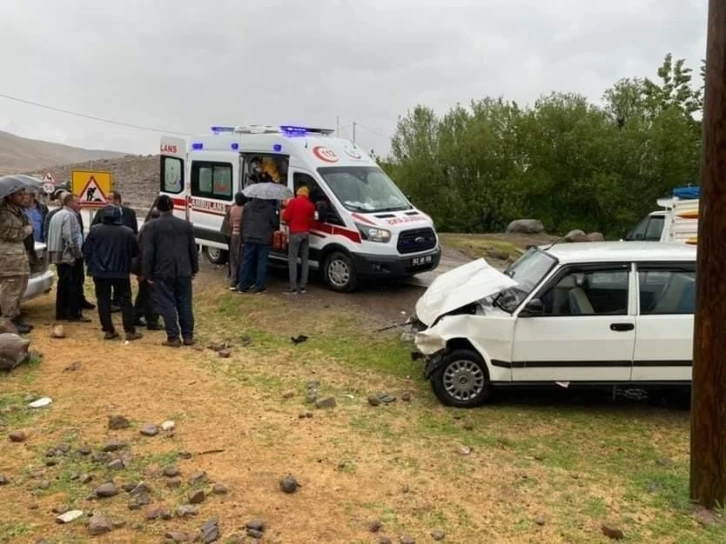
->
[356,223,391,243]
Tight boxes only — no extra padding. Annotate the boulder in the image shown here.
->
[0,318,18,335]
[506,219,544,234]
[587,232,605,242]
[564,229,589,243]
[0,333,31,371]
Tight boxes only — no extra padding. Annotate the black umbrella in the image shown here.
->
[0,175,29,200]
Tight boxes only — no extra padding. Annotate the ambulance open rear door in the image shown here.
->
[159,137,188,221]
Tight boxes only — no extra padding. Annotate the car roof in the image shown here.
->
[543,242,696,264]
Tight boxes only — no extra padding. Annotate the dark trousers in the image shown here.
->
[239,242,270,290]
[94,278,135,334]
[55,263,80,320]
[154,277,194,341]
[73,258,87,306]
[134,279,158,324]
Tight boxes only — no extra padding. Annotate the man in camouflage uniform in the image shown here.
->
[0,187,34,334]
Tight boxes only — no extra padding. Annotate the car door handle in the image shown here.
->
[610,323,634,332]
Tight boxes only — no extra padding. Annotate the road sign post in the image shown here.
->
[690,0,726,510]
[70,170,113,208]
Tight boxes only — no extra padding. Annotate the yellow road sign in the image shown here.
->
[71,170,113,208]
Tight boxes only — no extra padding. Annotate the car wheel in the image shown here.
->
[430,349,491,408]
[204,247,229,265]
[323,251,358,292]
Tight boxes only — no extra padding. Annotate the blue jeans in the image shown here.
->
[239,243,270,291]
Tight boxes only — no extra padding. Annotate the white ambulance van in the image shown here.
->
[157,125,441,292]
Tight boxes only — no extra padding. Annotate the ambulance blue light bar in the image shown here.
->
[231,143,239,151]
[211,126,235,134]
[280,125,308,135]
[191,142,203,150]
[273,144,282,152]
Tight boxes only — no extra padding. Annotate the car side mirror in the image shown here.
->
[519,299,544,318]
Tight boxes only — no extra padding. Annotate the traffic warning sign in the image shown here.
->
[71,170,113,208]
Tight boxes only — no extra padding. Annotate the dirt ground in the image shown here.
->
[0,251,721,544]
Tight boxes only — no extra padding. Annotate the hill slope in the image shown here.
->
[0,130,127,175]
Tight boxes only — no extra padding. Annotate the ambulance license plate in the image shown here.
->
[411,255,433,267]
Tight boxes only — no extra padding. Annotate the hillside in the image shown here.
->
[0,130,127,175]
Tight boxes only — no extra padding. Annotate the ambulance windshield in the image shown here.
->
[317,166,412,213]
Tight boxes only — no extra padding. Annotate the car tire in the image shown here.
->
[323,251,358,292]
[430,349,491,408]
[204,247,229,265]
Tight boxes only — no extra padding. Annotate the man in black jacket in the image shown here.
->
[142,195,198,348]
[83,206,141,341]
[238,198,277,293]
[132,208,161,330]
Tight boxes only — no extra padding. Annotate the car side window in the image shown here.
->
[644,216,665,241]
[638,265,695,315]
[538,267,629,316]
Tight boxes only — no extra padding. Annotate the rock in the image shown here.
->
[188,489,206,504]
[37,480,51,490]
[298,411,313,418]
[167,478,182,489]
[369,520,383,533]
[129,482,151,496]
[140,423,159,437]
[95,483,118,498]
[163,466,180,478]
[102,439,127,452]
[564,229,589,243]
[247,528,264,539]
[162,420,175,431]
[0,318,18,334]
[88,513,113,536]
[0,475,8,485]
[199,518,220,543]
[207,342,228,352]
[128,492,152,510]
[146,508,164,520]
[694,507,722,527]
[368,395,381,406]
[279,475,299,494]
[56,442,71,454]
[108,415,131,430]
[601,523,625,540]
[463,422,474,431]
[506,219,544,234]
[179,450,193,460]
[379,538,392,544]
[217,349,232,358]
[51,325,66,339]
[282,390,295,399]
[165,531,191,543]
[78,445,92,456]
[587,232,605,242]
[211,483,228,495]
[376,392,397,404]
[63,361,82,371]
[457,445,472,456]
[535,516,546,526]
[246,518,265,532]
[52,504,70,514]
[485,248,510,261]
[112,519,127,529]
[400,536,416,544]
[176,504,199,518]
[56,509,84,524]
[306,389,318,403]
[401,392,412,402]
[0,333,31,371]
[28,397,52,408]
[108,459,125,470]
[79,473,93,484]
[315,397,336,409]
[188,470,208,486]
[8,431,27,442]
[431,529,446,541]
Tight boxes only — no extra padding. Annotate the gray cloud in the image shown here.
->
[0,0,707,156]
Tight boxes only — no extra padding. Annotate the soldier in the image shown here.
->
[0,186,34,334]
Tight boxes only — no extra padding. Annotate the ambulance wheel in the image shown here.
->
[205,247,228,265]
[323,251,358,292]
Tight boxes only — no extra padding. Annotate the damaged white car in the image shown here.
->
[413,242,696,408]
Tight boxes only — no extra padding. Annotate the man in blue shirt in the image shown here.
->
[23,189,48,243]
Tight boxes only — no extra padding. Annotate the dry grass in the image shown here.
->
[0,268,722,543]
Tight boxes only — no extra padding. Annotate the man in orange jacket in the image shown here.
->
[282,186,316,294]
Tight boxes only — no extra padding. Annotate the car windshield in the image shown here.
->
[317,166,412,213]
[495,247,557,313]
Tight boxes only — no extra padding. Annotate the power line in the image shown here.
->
[0,91,191,136]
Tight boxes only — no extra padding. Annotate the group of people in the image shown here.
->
[222,184,317,295]
[0,182,199,348]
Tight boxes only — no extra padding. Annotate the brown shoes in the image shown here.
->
[162,338,182,348]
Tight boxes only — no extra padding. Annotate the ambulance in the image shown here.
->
[157,125,441,292]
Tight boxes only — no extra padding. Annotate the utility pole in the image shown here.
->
[690,0,726,509]
[353,121,356,144]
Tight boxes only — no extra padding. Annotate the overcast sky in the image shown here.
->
[0,0,707,157]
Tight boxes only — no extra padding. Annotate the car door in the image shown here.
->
[632,262,695,382]
[511,263,636,382]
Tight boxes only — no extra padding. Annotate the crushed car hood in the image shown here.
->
[414,259,517,326]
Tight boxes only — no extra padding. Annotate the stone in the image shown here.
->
[369,520,383,533]
[0,333,31,371]
[535,516,546,526]
[188,470,208,485]
[130,482,152,496]
[463,422,474,431]
[95,482,118,498]
[315,396,336,409]
[506,219,545,234]
[298,411,313,419]
[88,513,113,536]
[162,420,175,431]
[217,349,232,358]
[457,445,472,456]
[56,442,71,453]
[400,537,416,544]
[247,529,264,539]
[128,492,152,510]
[601,523,625,540]
[587,232,605,242]
[78,445,92,456]
[122,481,138,493]
[176,504,199,518]
[282,390,295,399]
[107,459,125,470]
[0,475,8,485]
[376,392,397,404]
[140,423,159,437]
[167,478,182,489]
[211,483,228,495]
[64,361,82,371]
[0,318,18,335]
[163,466,180,477]
[56,509,84,524]
[431,529,446,541]
[306,389,318,403]
[50,325,66,339]
[102,439,127,452]
[246,518,265,532]
[46,459,58,467]
[199,518,220,543]
[188,489,206,504]
[8,431,27,442]
[108,415,131,430]
[165,531,190,543]
[279,475,299,494]
[52,504,70,514]
[37,480,51,490]
[112,520,127,529]
[80,474,93,484]
[367,395,381,407]
[564,229,589,243]
[401,392,412,402]
[379,538,392,544]
[694,507,722,528]
[146,507,167,520]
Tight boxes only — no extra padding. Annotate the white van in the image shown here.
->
[624,186,699,245]
[157,125,440,292]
